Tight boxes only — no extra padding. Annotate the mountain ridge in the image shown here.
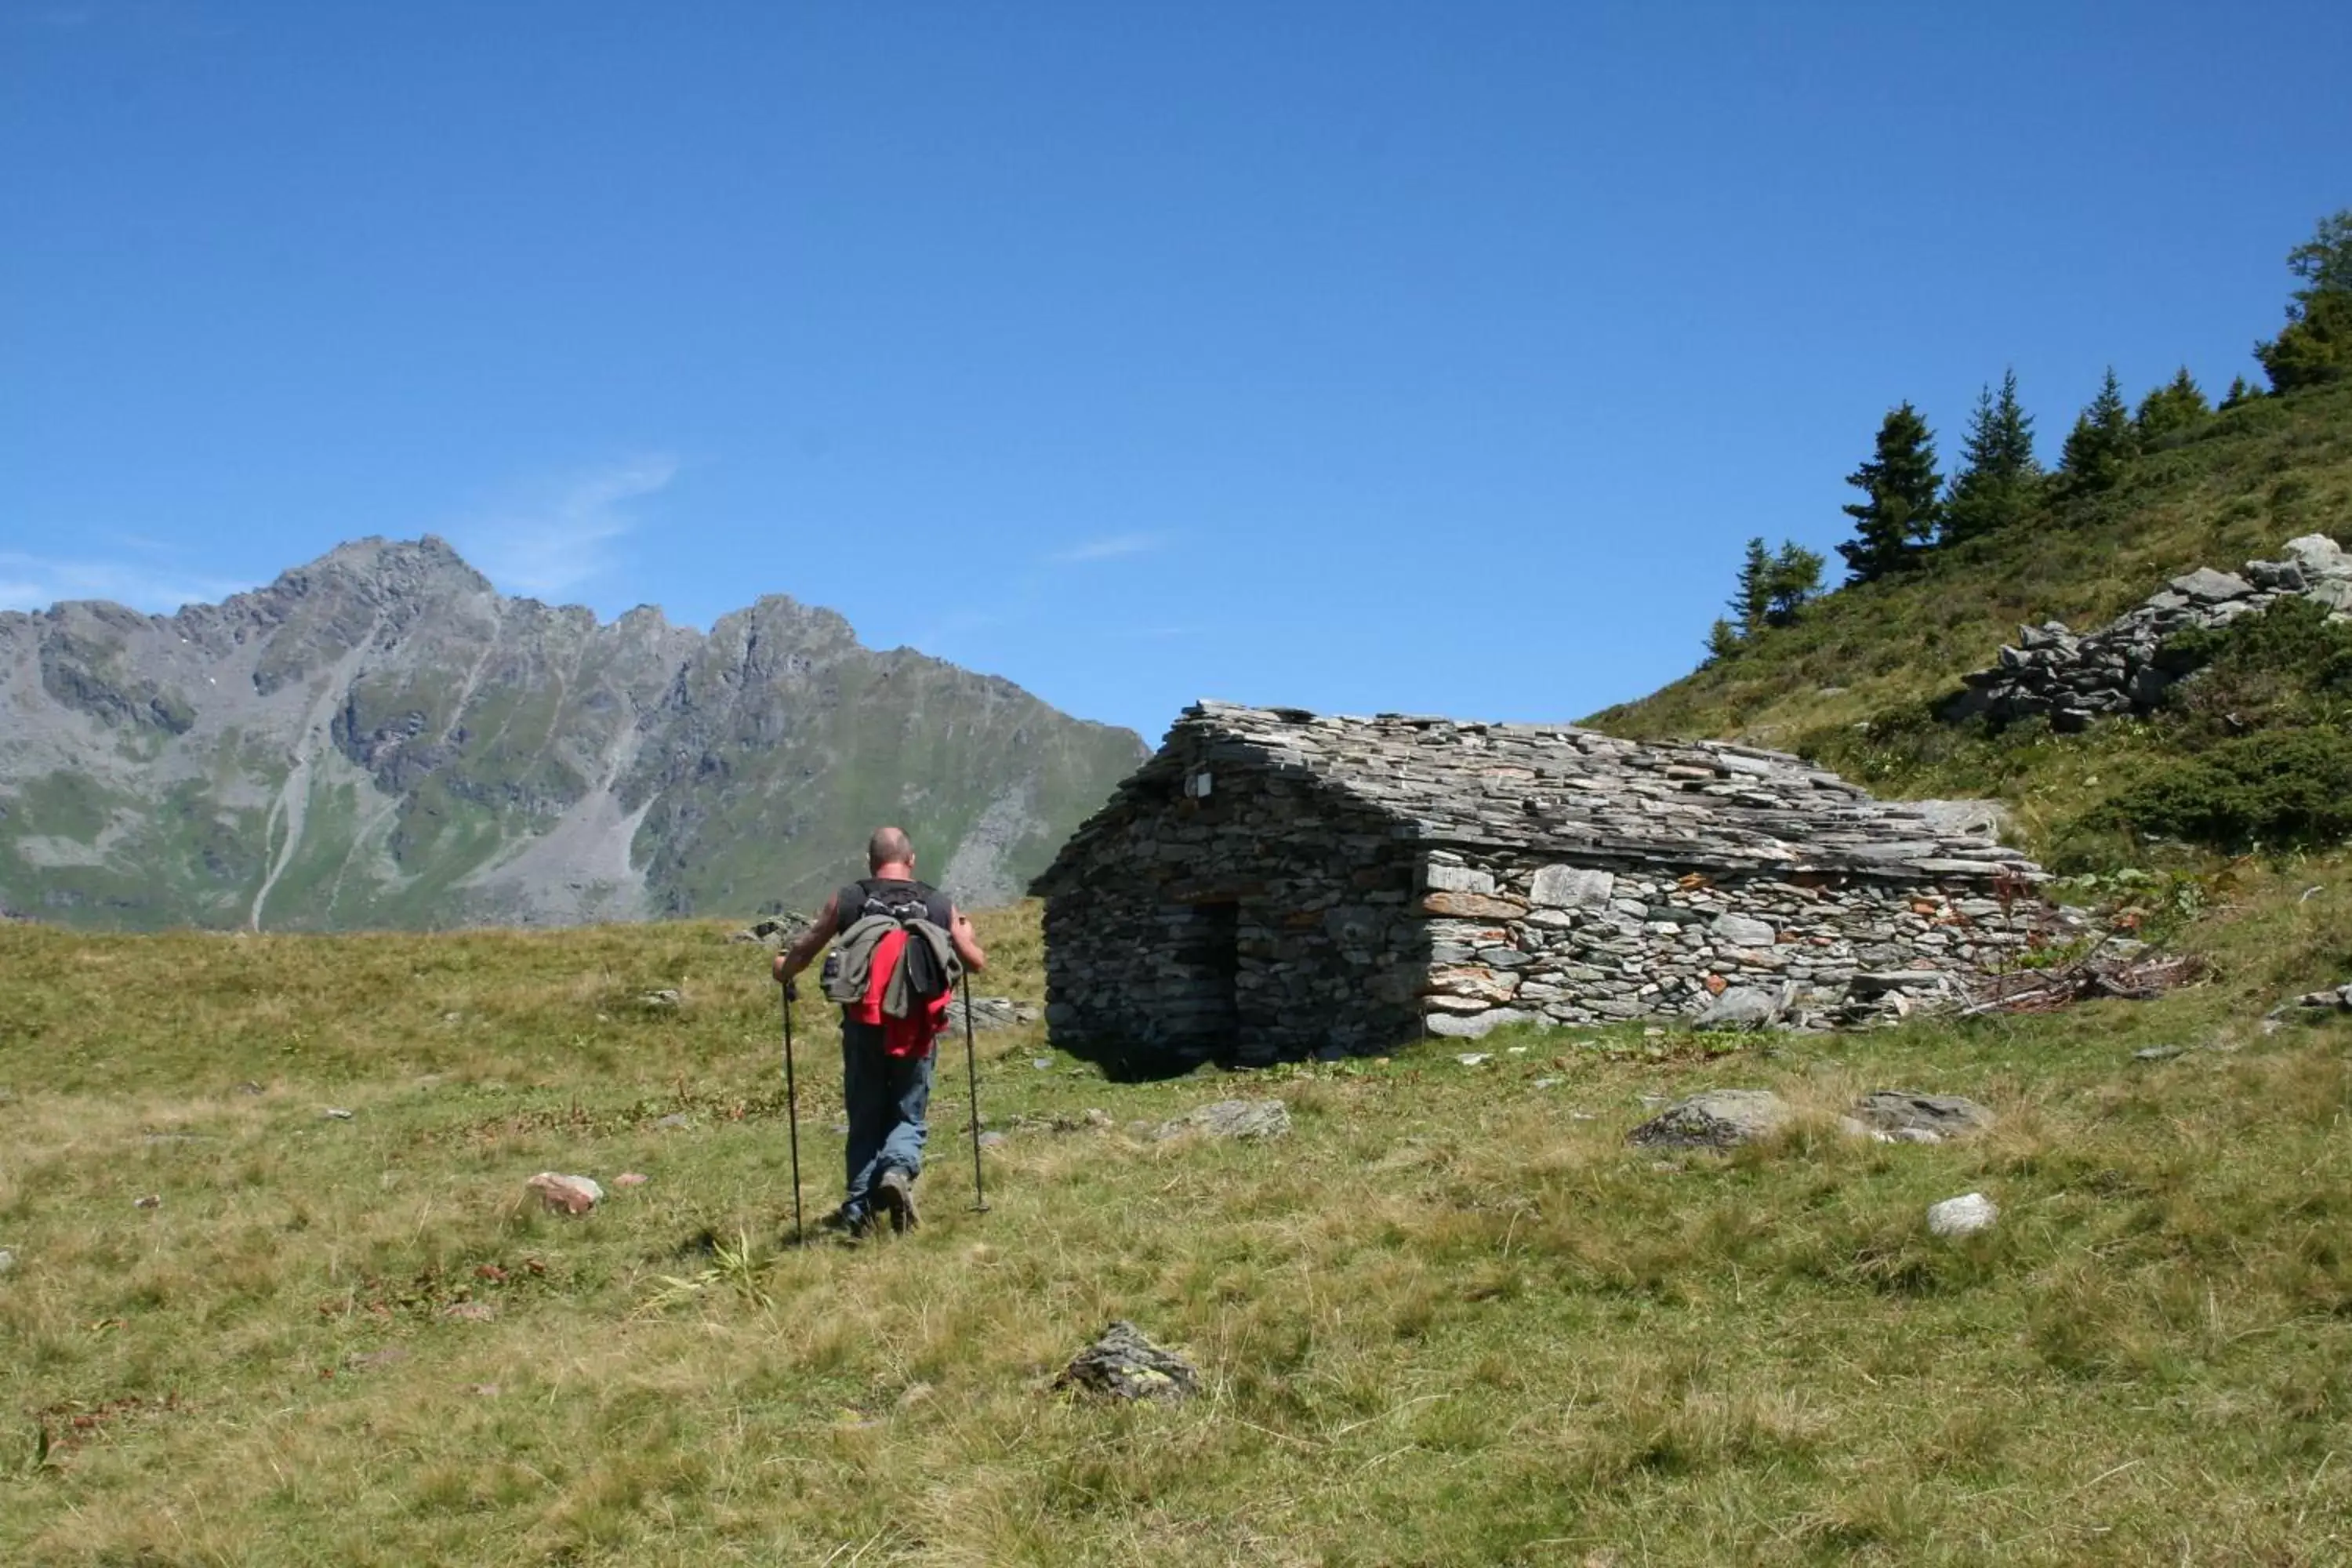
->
[0,537,1146,931]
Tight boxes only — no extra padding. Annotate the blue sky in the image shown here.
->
[4,2,2347,742]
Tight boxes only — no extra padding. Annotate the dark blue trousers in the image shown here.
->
[840,1018,933,1222]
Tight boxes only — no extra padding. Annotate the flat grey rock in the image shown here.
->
[1711,913,1777,949]
[1529,865,1615,908]
[1628,1088,1790,1150]
[1693,986,1784,1032]
[1054,1320,1200,1402]
[1849,1090,1994,1138]
[1427,1007,1540,1040]
[1154,1098,1290,1142]
[2170,567,2253,603]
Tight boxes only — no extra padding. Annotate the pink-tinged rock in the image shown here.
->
[443,1301,498,1323]
[526,1172,603,1216]
[612,1172,649,1189]
[1420,891,1530,920]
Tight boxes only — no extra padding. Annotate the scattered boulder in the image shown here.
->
[0,1248,15,1275]
[638,989,683,1010]
[1926,1192,1998,1237]
[1693,985,1789,1032]
[945,995,1040,1033]
[1054,1321,1200,1402]
[442,1301,498,1323]
[655,1112,693,1131]
[133,1194,161,1210]
[1847,1091,1994,1144]
[1153,1099,1291,1142]
[1427,1007,1541,1040]
[346,1347,410,1372]
[1628,1089,1790,1150]
[2275,982,2352,1017]
[2132,1044,2187,1062]
[321,1107,354,1121]
[526,1172,603,1216]
[729,913,815,946]
[613,1172,649,1188]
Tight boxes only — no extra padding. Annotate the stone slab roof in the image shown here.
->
[1040,701,2042,887]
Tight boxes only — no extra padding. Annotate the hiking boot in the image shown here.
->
[875,1167,920,1234]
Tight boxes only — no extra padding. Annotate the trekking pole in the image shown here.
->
[960,971,989,1213]
[781,985,804,1246]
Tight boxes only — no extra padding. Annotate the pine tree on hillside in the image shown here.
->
[2257,209,2352,393]
[2133,368,2209,444]
[1836,403,1943,583]
[1730,537,1774,635]
[1764,541,1826,626]
[2058,368,2137,493]
[1941,368,2041,545]
[1704,617,1743,664]
[2221,375,2263,409]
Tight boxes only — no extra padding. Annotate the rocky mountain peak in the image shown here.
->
[0,537,1145,931]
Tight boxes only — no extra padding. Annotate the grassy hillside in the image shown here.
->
[5,884,2352,1563]
[1591,382,2352,865]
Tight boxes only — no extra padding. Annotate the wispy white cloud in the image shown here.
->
[452,454,679,601]
[0,551,250,614]
[1044,532,1167,565]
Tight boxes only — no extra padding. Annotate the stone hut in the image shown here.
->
[1030,702,2047,1071]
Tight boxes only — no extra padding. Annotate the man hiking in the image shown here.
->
[773,826,987,1236]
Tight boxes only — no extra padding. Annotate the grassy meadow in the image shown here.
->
[4,875,2352,1565]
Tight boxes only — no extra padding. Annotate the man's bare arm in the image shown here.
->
[948,905,986,974]
[772,895,840,986]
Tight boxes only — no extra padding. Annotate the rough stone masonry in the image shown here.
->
[1948,533,2351,730]
[1031,703,2047,1071]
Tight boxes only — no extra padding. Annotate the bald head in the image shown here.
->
[867,826,914,873]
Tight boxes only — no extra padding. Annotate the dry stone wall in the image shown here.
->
[1951,534,2351,730]
[1039,741,1425,1070]
[1411,849,2038,1039]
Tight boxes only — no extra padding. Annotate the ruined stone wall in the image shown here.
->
[1412,848,2035,1039]
[1041,752,1425,1070]
[1950,534,2351,730]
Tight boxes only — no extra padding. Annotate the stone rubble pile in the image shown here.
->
[1952,534,2351,731]
[946,994,1040,1033]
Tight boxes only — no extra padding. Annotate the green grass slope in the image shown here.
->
[3,886,2351,1563]
[1589,383,2352,866]
[1592,382,2352,751]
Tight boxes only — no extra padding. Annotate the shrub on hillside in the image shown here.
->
[2157,596,2352,739]
[2092,729,2352,855]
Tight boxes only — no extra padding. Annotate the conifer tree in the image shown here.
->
[1941,368,2040,545]
[1729,537,1774,635]
[2257,209,2352,393]
[1705,617,1743,664]
[2220,375,2263,409]
[2058,368,2136,493]
[1764,542,1826,626]
[2132,367,2209,443]
[1835,403,1943,583]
